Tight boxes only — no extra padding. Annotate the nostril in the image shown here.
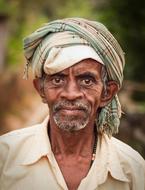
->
[60,91,83,100]
[60,85,83,100]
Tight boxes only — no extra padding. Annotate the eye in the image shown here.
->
[51,76,64,85]
[43,74,66,88]
[80,78,94,86]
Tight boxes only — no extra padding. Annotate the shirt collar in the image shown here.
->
[21,117,129,184]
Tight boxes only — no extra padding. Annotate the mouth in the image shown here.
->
[53,103,90,131]
[61,106,85,110]
[55,107,87,116]
[53,100,90,117]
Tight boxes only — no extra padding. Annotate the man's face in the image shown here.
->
[42,59,105,132]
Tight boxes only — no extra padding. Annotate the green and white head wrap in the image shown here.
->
[23,17,125,136]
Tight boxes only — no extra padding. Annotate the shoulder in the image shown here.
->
[0,124,43,159]
[0,123,41,137]
[0,124,41,145]
[106,136,145,189]
[111,137,144,162]
[0,124,41,171]
[111,137,145,171]
[0,117,49,177]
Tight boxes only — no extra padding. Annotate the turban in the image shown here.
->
[23,17,125,136]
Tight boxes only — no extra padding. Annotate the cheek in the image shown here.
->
[44,88,60,108]
[83,88,103,110]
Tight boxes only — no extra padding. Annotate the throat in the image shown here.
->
[47,122,98,167]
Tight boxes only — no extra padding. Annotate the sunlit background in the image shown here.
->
[0,0,145,157]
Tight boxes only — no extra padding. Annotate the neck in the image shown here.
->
[48,121,96,158]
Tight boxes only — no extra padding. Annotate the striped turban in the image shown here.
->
[23,17,125,136]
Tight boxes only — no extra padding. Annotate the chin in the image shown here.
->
[54,117,89,132]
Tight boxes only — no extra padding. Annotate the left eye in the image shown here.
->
[80,78,94,86]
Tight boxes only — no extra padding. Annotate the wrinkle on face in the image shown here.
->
[42,59,104,132]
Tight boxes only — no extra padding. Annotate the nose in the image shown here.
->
[60,80,83,100]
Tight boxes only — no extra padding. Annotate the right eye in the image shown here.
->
[51,76,64,85]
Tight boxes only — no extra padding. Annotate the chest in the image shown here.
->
[1,156,130,190]
[55,156,92,190]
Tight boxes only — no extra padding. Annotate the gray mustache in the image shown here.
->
[53,100,90,112]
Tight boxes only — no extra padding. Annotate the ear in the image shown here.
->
[33,78,47,103]
[100,81,119,108]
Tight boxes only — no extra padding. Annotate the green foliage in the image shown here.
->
[56,0,95,19]
[7,14,48,68]
[0,0,10,15]
[0,0,18,18]
[132,91,145,103]
[96,0,145,83]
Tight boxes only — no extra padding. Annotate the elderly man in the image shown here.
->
[0,18,145,190]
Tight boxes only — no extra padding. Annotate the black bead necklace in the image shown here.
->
[90,126,98,167]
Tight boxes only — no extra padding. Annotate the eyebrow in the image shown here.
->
[49,71,99,80]
[75,71,98,79]
[51,73,67,77]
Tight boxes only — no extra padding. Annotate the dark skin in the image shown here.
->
[33,59,118,190]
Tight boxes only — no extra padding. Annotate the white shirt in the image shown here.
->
[0,117,145,190]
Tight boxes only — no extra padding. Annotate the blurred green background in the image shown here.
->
[0,0,145,157]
